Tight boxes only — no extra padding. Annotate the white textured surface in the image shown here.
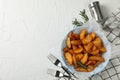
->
[0,0,119,80]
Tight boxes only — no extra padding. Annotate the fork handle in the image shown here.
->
[61,66,71,76]
[61,66,78,79]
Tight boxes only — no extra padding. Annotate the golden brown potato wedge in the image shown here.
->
[82,34,93,44]
[80,29,86,40]
[78,45,82,48]
[73,54,77,68]
[72,33,80,40]
[66,37,71,48]
[93,37,102,48]
[68,49,76,54]
[75,67,88,72]
[85,61,92,66]
[94,61,101,67]
[91,32,96,40]
[76,53,83,61]
[92,45,97,51]
[89,56,105,62]
[64,52,73,65]
[63,47,69,52]
[92,61,96,64]
[87,65,94,72]
[76,65,94,72]
[81,53,88,64]
[68,31,73,38]
[99,46,107,53]
[71,40,81,45]
[86,61,96,65]
[90,49,99,55]
[68,31,76,40]
[72,45,78,50]
[85,42,93,52]
[74,48,83,54]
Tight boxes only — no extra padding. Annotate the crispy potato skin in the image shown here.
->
[85,61,96,65]
[93,37,102,48]
[75,67,88,72]
[82,34,93,44]
[76,54,83,61]
[73,54,77,68]
[99,46,107,53]
[80,29,86,40]
[63,47,69,52]
[91,49,99,55]
[92,45,97,51]
[72,46,78,50]
[91,32,96,40]
[89,56,105,62]
[75,65,94,72]
[71,40,81,46]
[73,48,83,54]
[87,65,94,72]
[68,49,76,54]
[94,61,101,67]
[63,29,107,72]
[81,53,88,64]
[66,37,71,48]
[85,42,93,52]
[64,52,73,65]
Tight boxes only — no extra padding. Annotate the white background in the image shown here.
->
[0,0,119,80]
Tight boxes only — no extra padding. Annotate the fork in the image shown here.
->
[47,69,70,78]
[48,54,78,79]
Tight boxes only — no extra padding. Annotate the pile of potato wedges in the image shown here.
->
[63,29,107,72]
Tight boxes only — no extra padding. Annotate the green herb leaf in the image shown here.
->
[77,61,88,69]
[72,18,83,26]
[79,9,89,23]
[72,9,89,27]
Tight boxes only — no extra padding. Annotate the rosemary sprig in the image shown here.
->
[72,18,83,26]
[80,9,89,23]
[77,61,88,69]
[72,9,89,27]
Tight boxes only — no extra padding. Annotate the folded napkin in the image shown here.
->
[90,55,120,80]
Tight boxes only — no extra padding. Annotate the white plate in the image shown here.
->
[61,21,111,80]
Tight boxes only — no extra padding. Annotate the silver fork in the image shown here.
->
[47,69,70,78]
[48,54,78,79]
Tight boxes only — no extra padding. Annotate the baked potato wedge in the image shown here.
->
[90,49,99,55]
[73,54,77,67]
[99,46,107,53]
[66,37,71,48]
[73,47,83,54]
[80,29,86,40]
[93,37,102,48]
[71,40,81,45]
[91,32,96,40]
[94,61,101,67]
[92,45,97,51]
[64,52,73,65]
[75,67,88,72]
[82,34,93,44]
[85,42,93,52]
[87,65,94,72]
[76,53,83,61]
[81,52,88,64]
[89,56,105,62]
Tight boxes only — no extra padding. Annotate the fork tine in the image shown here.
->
[47,69,70,78]
[48,53,57,63]
[47,69,56,76]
